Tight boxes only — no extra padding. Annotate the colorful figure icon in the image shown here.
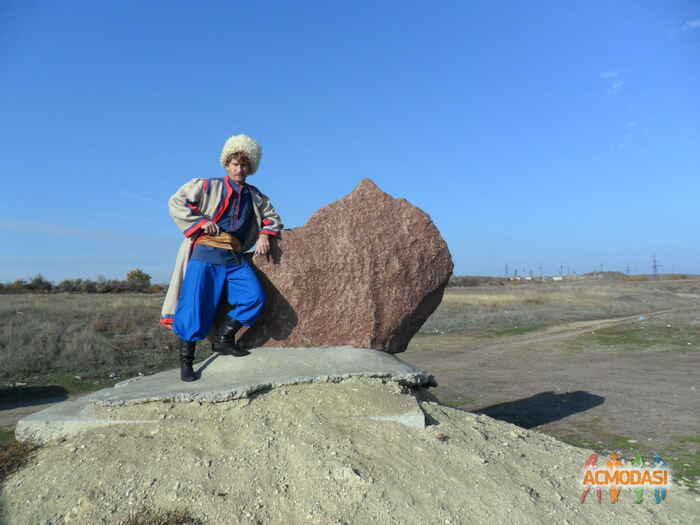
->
[631,453,644,503]
[580,453,602,504]
[653,454,668,503]
[606,453,623,503]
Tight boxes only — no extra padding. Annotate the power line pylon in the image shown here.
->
[652,255,661,279]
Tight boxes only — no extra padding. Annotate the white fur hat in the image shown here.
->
[220,134,262,174]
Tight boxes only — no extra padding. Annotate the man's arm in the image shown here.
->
[168,178,212,237]
[256,191,283,237]
[253,190,283,255]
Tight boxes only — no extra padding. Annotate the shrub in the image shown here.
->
[127,269,152,291]
[120,506,203,525]
[27,274,53,292]
[56,280,72,293]
[79,280,97,293]
[9,280,27,292]
[0,439,37,485]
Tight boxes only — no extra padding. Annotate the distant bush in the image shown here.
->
[126,268,152,291]
[55,278,83,293]
[9,280,27,292]
[448,276,508,287]
[80,280,97,293]
[1,270,166,294]
[27,274,53,292]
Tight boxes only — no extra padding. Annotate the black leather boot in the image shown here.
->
[212,318,250,356]
[179,340,197,382]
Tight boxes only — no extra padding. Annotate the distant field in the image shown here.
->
[0,293,177,383]
[2,279,699,384]
[421,278,700,336]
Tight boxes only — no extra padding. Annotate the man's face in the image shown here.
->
[225,159,248,184]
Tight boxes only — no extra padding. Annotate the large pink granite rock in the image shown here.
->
[237,178,453,353]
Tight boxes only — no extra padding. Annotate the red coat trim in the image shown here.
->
[211,177,234,223]
[186,203,202,215]
[184,218,209,238]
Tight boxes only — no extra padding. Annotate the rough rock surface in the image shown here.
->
[237,178,453,353]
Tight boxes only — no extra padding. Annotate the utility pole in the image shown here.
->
[652,255,661,279]
[626,265,630,275]
[505,264,509,277]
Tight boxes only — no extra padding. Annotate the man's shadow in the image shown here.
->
[0,386,69,411]
[473,391,605,429]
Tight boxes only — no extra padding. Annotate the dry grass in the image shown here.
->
[2,280,699,381]
[442,282,674,307]
[0,293,179,381]
[0,439,37,486]
[422,279,700,335]
[120,507,203,525]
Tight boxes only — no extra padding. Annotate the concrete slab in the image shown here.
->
[15,347,436,444]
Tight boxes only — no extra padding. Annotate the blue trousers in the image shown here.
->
[173,259,264,342]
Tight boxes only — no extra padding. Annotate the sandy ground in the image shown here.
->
[404,309,700,479]
[1,377,697,525]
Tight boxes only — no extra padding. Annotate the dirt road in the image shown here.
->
[403,307,700,486]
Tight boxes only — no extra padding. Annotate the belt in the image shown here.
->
[195,232,242,252]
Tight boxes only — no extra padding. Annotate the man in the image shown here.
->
[160,134,283,381]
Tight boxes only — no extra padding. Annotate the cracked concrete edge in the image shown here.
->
[94,371,437,408]
[14,369,437,444]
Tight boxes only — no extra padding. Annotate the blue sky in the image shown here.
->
[1,1,699,282]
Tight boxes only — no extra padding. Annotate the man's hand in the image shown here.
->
[202,221,220,235]
[255,234,271,256]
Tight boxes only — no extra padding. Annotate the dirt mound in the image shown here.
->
[2,378,696,524]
